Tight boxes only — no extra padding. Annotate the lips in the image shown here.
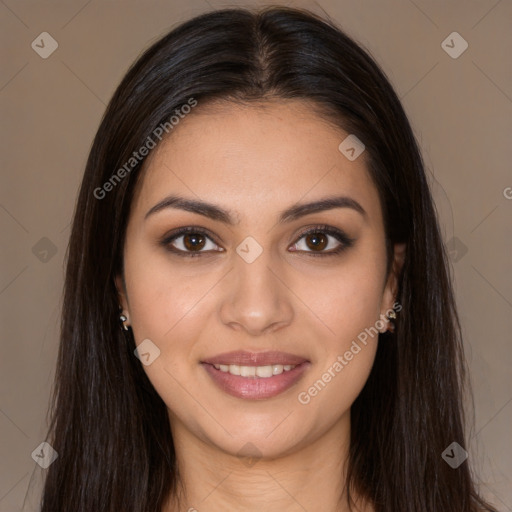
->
[201,351,310,400]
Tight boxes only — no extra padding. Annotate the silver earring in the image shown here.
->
[386,310,397,333]
[119,313,129,331]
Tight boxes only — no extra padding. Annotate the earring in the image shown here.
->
[119,313,130,331]
[386,310,397,333]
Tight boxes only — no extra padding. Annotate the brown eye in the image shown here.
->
[161,227,223,257]
[304,232,328,251]
[183,233,207,251]
[290,225,355,257]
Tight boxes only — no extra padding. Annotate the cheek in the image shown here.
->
[124,245,207,340]
[295,258,385,351]
[291,255,384,408]
[294,267,383,416]
[124,260,211,418]
[123,250,218,407]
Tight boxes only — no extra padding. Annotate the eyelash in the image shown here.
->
[160,224,355,258]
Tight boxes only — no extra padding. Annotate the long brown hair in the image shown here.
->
[39,6,498,511]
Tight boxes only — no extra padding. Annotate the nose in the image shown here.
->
[218,247,295,336]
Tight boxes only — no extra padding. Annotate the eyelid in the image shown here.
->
[160,224,355,257]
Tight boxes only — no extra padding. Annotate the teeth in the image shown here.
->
[228,364,241,375]
[212,363,297,378]
[272,364,283,375]
[256,366,273,378]
[240,365,256,377]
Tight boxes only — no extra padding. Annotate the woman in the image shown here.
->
[39,6,498,511]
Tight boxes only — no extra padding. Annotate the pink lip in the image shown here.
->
[201,351,311,400]
[202,350,309,366]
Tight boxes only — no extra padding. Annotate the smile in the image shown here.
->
[212,363,297,378]
[202,360,310,400]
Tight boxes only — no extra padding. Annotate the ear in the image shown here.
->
[115,273,129,314]
[379,242,406,329]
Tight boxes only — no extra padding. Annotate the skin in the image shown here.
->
[116,99,406,512]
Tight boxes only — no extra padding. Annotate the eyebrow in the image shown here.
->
[144,194,367,224]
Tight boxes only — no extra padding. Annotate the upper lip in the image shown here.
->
[202,350,309,366]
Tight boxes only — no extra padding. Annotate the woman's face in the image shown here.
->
[116,99,404,459]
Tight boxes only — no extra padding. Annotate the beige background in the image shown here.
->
[1,0,511,510]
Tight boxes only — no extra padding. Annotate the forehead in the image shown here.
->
[131,99,382,226]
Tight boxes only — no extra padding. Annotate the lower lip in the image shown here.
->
[201,362,310,400]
